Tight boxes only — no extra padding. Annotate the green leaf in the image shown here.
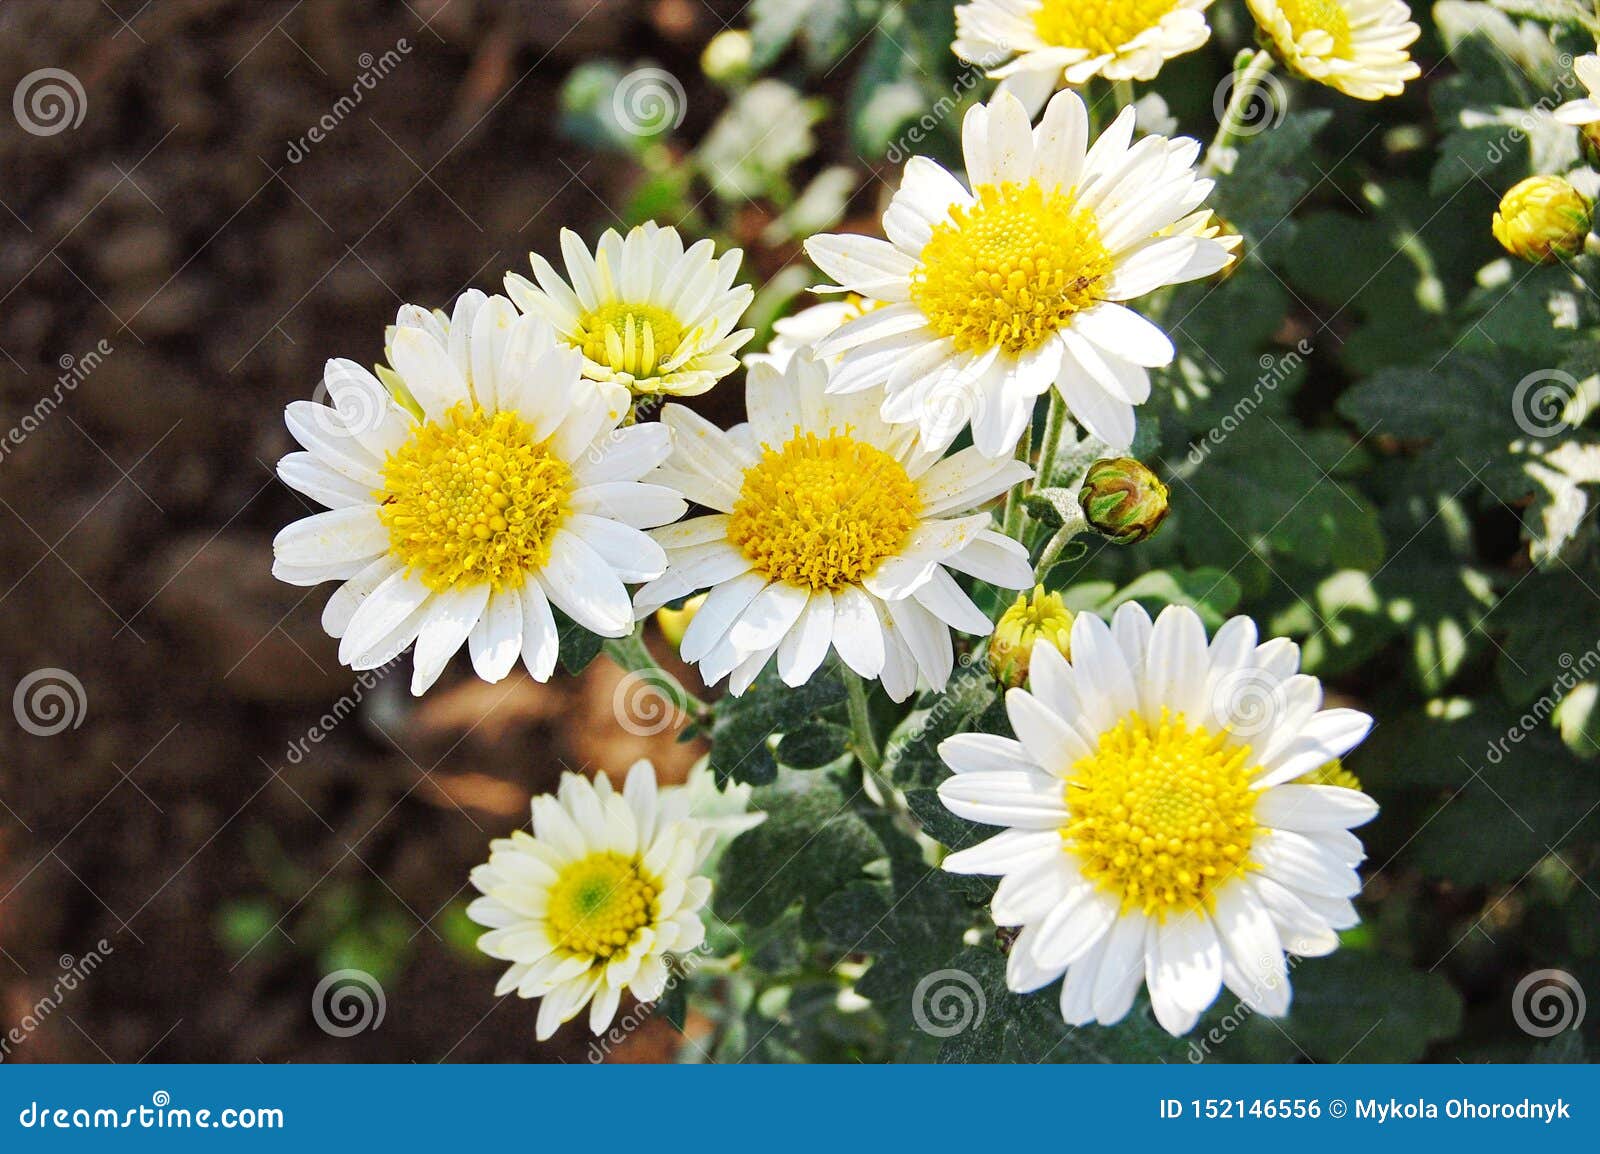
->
[881,671,1000,790]
[1213,110,1332,259]
[775,722,851,770]
[1272,952,1463,1062]
[712,768,885,930]
[554,608,603,675]
[1174,422,1385,578]
[709,664,846,787]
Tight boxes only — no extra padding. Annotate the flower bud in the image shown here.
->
[701,30,753,84]
[1296,758,1362,791]
[655,594,706,648]
[988,586,1073,689]
[1580,123,1600,170]
[1492,175,1592,264]
[1078,457,1170,545]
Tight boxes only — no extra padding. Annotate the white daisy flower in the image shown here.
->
[954,0,1214,118]
[633,351,1036,701]
[505,222,755,400]
[937,603,1377,1035]
[746,295,888,372]
[468,760,748,1040]
[271,292,687,695]
[804,89,1231,457]
[1556,54,1600,126]
[1247,0,1420,101]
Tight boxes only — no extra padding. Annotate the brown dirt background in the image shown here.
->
[0,0,752,1063]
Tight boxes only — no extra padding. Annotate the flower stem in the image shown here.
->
[844,670,883,777]
[1036,505,1088,575]
[1206,49,1276,173]
[1033,388,1069,492]
[603,628,710,721]
[1001,418,1033,539]
[1112,77,1135,112]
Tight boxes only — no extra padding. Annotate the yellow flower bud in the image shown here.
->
[1295,759,1363,791]
[1492,175,1592,264]
[988,586,1074,689]
[701,30,753,84]
[655,594,706,648]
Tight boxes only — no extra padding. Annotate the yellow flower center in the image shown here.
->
[546,852,660,960]
[1277,0,1353,57]
[1064,711,1260,918]
[727,431,920,591]
[912,182,1111,355]
[377,403,572,592]
[575,301,686,380]
[1034,0,1182,56]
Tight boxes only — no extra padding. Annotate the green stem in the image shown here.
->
[1001,420,1033,540]
[1206,49,1276,174]
[1035,506,1088,575]
[844,671,883,777]
[1033,388,1068,493]
[603,628,710,720]
[1111,77,1135,113]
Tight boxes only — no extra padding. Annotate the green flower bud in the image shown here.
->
[701,30,753,84]
[1492,175,1592,264]
[1078,457,1170,545]
[988,586,1073,689]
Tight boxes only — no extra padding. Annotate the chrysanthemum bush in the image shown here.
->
[272,0,1600,1060]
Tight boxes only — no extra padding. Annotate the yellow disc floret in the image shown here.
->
[912,182,1111,355]
[546,852,660,960]
[1064,710,1260,918]
[1034,0,1182,56]
[1275,0,1353,59]
[728,431,919,591]
[377,403,572,592]
[575,301,686,379]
